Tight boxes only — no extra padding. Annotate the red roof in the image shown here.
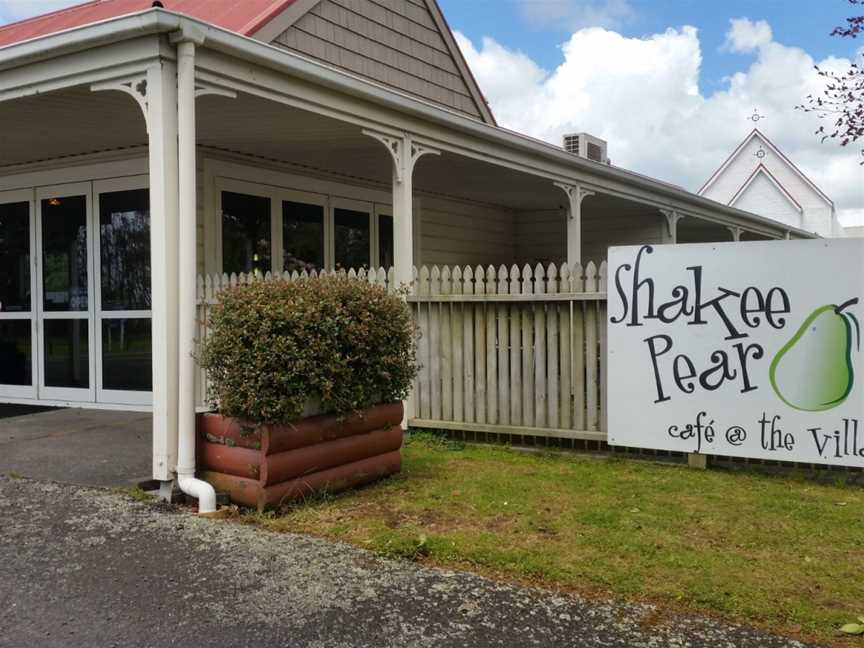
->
[0,0,297,49]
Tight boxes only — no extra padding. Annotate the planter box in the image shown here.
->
[196,402,404,510]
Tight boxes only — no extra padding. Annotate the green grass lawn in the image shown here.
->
[241,433,864,646]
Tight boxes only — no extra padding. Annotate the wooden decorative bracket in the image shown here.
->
[727,225,744,241]
[195,82,238,100]
[553,183,595,220]
[91,74,150,132]
[659,208,684,238]
[363,130,440,183]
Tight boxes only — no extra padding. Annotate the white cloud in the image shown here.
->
[456,20,864,226]
[723,17,773,53]
[515,0,634,31]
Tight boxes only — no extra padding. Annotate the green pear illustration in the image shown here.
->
[770,298,860,411]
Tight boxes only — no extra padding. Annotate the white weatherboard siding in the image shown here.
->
[582,210,665,264]
[419,196,515,267]
[731,170,800,230]
[514,209,564,264]
[700,130,838,238]
[514,207,666,266]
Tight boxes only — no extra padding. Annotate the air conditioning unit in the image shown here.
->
[562,132,610,164]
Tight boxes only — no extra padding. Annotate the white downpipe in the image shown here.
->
[176,37,216,514]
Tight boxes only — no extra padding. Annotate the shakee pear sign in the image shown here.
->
[607,239,864,467]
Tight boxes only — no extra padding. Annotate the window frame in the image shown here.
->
[278,188,330,273]
[330,196,374,271]
[93,175,152,406]
[35,181,97,403]
[215,177,278,276]
[0,188,37,399]
[212,169,395,274]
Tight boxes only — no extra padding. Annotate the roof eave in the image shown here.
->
[0,10,183,70]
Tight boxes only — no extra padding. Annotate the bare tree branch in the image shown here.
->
[797,0,864,163]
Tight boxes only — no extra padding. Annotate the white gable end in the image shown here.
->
[731,170,800,229]
[699,130,840,238]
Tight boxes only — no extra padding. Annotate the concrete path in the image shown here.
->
[0,476,817,648]
[0,408,151,487]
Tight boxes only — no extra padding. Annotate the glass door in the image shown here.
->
[94,177,152,406]
[0,190,37,399]
[36,183,95,402]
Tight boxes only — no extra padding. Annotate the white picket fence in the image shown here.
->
[195,261,608,442]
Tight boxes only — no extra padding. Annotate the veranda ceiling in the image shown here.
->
[0,85,565,212]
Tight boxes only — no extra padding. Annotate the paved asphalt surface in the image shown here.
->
[0,476,818,648]
[0,407,151,487]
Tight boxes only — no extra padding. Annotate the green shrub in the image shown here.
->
[200,276,418,424]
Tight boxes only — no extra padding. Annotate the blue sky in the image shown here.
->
[440,0,859,91]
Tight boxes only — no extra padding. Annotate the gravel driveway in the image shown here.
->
[0,476,818,648]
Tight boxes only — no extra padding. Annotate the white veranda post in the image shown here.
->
[147,62,181,482]
[554,183,595,266]
[92,62,181,482]
[364,131,439,427]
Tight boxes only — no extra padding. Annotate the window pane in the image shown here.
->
[222,191,271,274]
[42,196,88,311]
[44,319,89,389]
[0,202,31,313]
[102,319,152,392]
[378,214,394,270]
[0,320,32,386]
[334,208,370,270]
[282,201,324,273]
[100,189,150,311]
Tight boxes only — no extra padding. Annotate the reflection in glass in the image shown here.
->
[102,319,152,391]
[42,196,88,311]
[0,202,31,313]
[100,189,150,311]
[0,320,32,386]
[222,191,271,274]
[44,319,89,389]
[334,208,370,270]
[283,201,324,273]
[378,214,394,270]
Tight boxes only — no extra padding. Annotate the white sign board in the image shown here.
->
[608,240,864,467]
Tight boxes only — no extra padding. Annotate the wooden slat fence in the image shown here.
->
[407,262,607,442]
[195,262,608,443]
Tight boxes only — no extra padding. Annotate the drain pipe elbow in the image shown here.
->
[177,470,217,514]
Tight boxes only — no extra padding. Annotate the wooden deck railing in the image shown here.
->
[195,262,608,443]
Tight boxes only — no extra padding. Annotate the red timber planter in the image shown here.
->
[196,402,404,510]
